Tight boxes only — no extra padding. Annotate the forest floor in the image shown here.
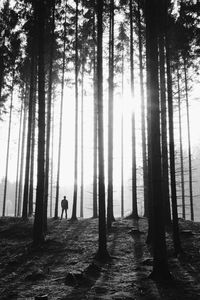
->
[1,217,200,300]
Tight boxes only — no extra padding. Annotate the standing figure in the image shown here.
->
[61,196,68,219]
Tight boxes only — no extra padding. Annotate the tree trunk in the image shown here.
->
[17,98,28,217]
[137,1,148,218]
[14,89,24,216]
[44,0,55,230]
[177,67,185,219]
[71,0,79,221]
[33,0,46,245]
[183,59,194,221]
[145,0,171,280]
[80,64,84,218]
[158,23,171,227]
[28,79,36,217]
[130,0,138,219]
[2,71,15,217]
[22,47,35,220]
[50,96,55,218]
[95,0,110,261]
[121,44,124,218]
[93,10,98,219]
[54,11,67,219]
[165,26,182,255]
[107,0,115,229]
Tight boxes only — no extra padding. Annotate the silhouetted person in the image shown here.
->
[61,196,68,220]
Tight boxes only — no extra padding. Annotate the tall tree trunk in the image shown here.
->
[145,0,171,280]
[80,64,84,218]
[183,59,194,221]
[121,44,124,218]
[22,47,35,220]
[93,10,98,219]
[165,23,182,255]
[107,0,115,229]
[159,23,171,227]
[17,100,28,216]
[54,11,67,219]
[50,96,55,218]
[44,0,55,230]
[177,67,185,219]
[137,1,148,218]
[71,0,79,221]
[33,0,46,245]
[95,0,109,260]
[2,71,15,217]
[15,89,24,216]
[130,0,138,219]
[28,87,36,217]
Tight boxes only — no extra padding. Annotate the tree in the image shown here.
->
[107,0,115,229]
[33,0,46,245]
[130,0,138,219]
[71,0,79,221]
[95,0,110,260]
[145,0,171,280]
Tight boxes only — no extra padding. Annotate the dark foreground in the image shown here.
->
[0,217,200,299]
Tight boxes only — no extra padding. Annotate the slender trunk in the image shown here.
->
[183,59,194,221]
[33,0,46,245]
[166,31,182,255]
[17,100,28,216]
[121,46,124,218]
[2,72,15,217]
[71,0,79,221]
[177,67,185,219]
[55,12,67,219]
[28,92,36,217]
[22,50,35,220]
[80,64,84,218]
[130,0,138,219]
[93,10,98,219]
[50,98,55,218]
[107,0,115,228]
[15,90,24,216]
[44,0,55,230]
[95,0,109,260]
[159,30,171,226]
[145,0,171,279]
[137,1,148,218]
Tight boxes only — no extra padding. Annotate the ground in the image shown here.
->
[0,217,200,299]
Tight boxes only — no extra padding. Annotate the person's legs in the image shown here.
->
[65,208,67,219]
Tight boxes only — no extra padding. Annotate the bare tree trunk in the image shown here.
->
[28,82,36,217]
[15,89,24,216]
[80,64,84,218]
[121,45,124,218]
[55,11,67,219]
[2,72,15,217]
[130,0,138,219]
[17,100,28,217]
[145,0,171,280]
[166,30,182,255]
[183,59,194,221]
[107,0,115,229]
[159,28,171,227]
[93,10,98,219]
[33,0,46,245]
[22,48,35,220]
[44,0,55,230]
[71,0,79,221]
[137,1,148,218]
[95,0,110,261]
[50,97,55,218]
[177,67,185,219]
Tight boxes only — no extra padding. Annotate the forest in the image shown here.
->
[0,0,200,299]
